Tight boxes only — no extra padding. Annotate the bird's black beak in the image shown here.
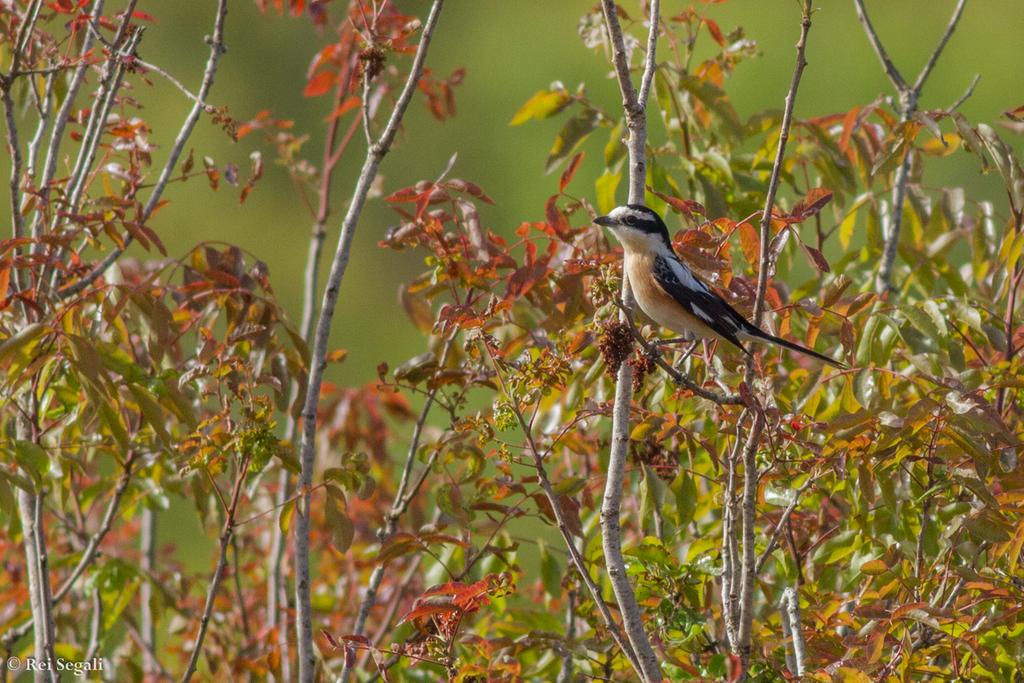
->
[594,215,616,228]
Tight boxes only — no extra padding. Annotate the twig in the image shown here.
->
[853,0,968,293]
[7,0,45,80]
[337,337,455,683]
[293,3,446,681]
[947,73,979,113]
[180,455,251,683]
[598,1,663,680]
[736,2,815,674]
[754,472,821,574]
[126,617,173,681]
[141,506,158,677]
[59,0,230,298]
[267,63,355,682]
[85,588,102,662]
[778,587,805,676]
[483,343,645,679]
[136,58,217,112]
[31,0,106,244]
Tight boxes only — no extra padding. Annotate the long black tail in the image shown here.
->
[745,326,845,369]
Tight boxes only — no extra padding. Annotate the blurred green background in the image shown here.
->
[5,0,1021,386]
[2,0,1021,568]
[130,0,1020,387]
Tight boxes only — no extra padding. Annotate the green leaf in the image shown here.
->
[14,441,48,485]
[393,352,437,386]
[604,121,626,167]
[508,87,572,126]
[839,193,872,250]
[678,74,742,139]
[278,499,295,535]
[552,476,587,496]
[325,485,354,552]
[595,169,621,214]
[128,386,172,449]
[672,472,698,530]
[545,108,599,174]
[537,539,562,597]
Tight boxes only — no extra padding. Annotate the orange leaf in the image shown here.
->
[325,96,361,121]
[303,70,334,98]
[559,151,585,192]
[737,222,760,270]
[0,261,9,307]
[790,187,833,222]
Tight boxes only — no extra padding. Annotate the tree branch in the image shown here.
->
[267,67,355,683]
[735,2,814,675]
[292,3,446,681]
[599,1,662,680]
[483,343,645,679]
[58,0,230,298]
[853,0,968,293]
[911,0,967,93]
[31,0,106,244]
[180,456,250,683]
[754,472,820,574]
[851,0,907,93]
[337,337,455,683]
[778,586,805,676]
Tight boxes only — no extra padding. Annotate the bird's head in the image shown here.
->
[594,204,672,252]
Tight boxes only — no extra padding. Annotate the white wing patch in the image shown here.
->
[664,253,709,293]
[691,304,713,322]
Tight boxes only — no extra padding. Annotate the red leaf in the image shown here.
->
[801,243,831,273]
[303,70,334,98]
[1004,105,1024,122]
[789,188,833,222]
[650,189,706,218]
[131,10,156,21]
[705,18,726,47]
[325,96,361,121]
[559,151,585,192]
[321,629,341,649]
[545,195,570,239]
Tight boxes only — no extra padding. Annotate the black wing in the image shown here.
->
[651,254,753,353]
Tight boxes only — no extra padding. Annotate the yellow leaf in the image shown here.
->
[508,88,571,126]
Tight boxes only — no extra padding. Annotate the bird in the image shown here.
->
[594,204,844,368]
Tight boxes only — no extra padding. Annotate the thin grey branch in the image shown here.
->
[180,457,250,683]
[736,2,814,674]
[484,346,644,679]
[851,0,908,92]
[293,3,446,681]
[911,0,967,92]
[754,472,820,574]
[59,0,229,298]
[854,0,969,293]
[948,73,979,113]
[31,0,106,244]
[779,587,805,676]
[599,1,663,680]
[337,337,454,683]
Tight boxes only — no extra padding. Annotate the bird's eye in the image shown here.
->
[624,215,637,226]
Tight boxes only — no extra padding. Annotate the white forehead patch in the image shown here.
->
[608,205,653,223]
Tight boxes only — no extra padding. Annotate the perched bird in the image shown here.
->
[594,204,844,368]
